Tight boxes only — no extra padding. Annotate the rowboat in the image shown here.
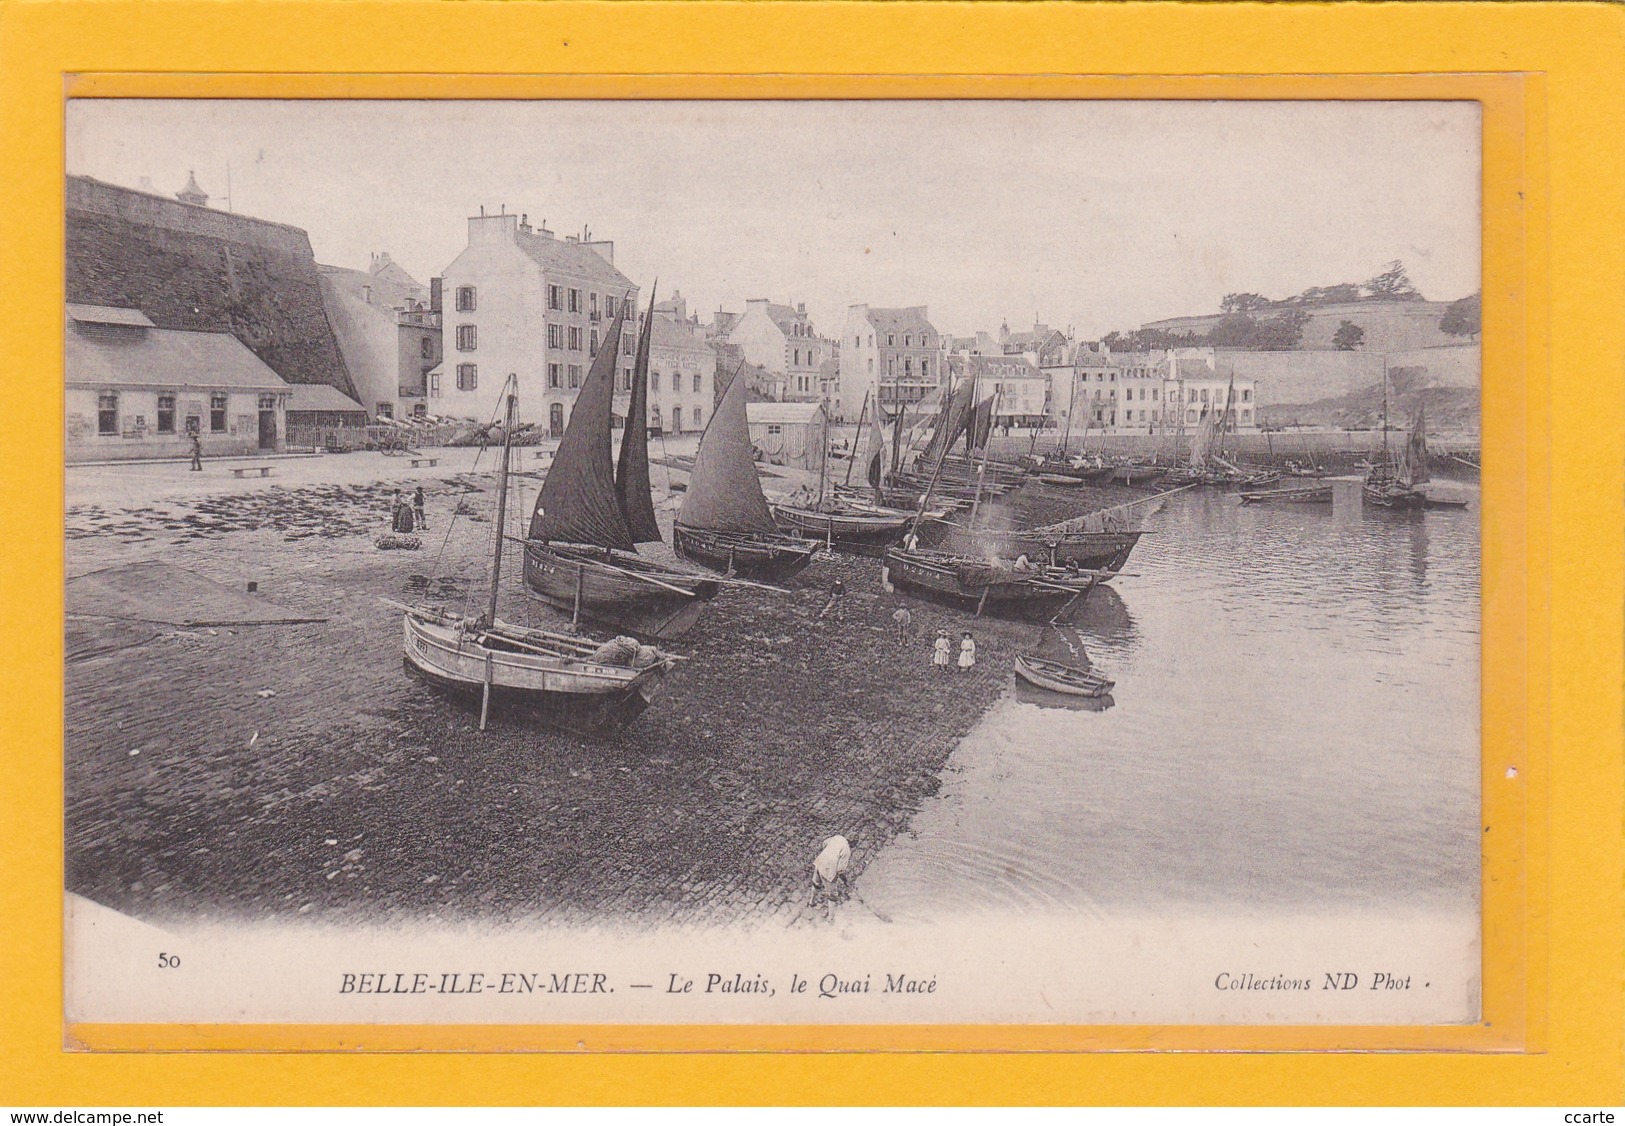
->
[1013,652,1115,698]
[913,518,1142,574]
[1239,484,1334,505]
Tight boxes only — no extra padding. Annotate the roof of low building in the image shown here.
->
[66,324,292,392]
[746,401,827,425]
[286,383,367,413]
[67,303,156,328]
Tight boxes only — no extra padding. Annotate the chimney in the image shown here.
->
[362,284,372,304]
[429,277,442,314]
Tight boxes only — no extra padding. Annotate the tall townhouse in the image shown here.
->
[433,209,638,434]
[837,304,944,422]
[726,299,826,402]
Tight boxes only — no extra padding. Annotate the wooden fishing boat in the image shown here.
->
[400,377,676,733]
[913,518,1142,574]
[1363,392,1430,509]
[1239,483,1333,504]
[523,293,721,637]
[1422,495,1471,510]
[881,547,1098,619]
[673,365,819,581]
[774,502,913,553]
[1013,652,1115,698]
[1037,472,1086,488]
[1111,463,1168,487]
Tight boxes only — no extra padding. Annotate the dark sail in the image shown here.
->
[615,288,663,543]
[968,395,996,452]
[528,305,636,551]
[923,379,976,464]
[677,368,778,534]
[867,401,887,491]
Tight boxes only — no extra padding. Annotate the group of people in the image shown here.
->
[932,628,976,673]
[389,487,428,534]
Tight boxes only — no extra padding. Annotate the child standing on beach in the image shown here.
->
[958,630,976,673]
[932,628,951,672]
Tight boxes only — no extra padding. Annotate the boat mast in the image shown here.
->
[487,376,518,626]
[1380,353,1390,466]
[844,389,870,488]
[967,367,990,532]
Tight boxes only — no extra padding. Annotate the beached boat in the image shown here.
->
[674,366,820,581]
[912,518,1142,573]
[773,390,914,555]
[881,547,1098,619]
[1239,483,1334,505]
[1013,652,1115,697]
[523,296,721,637]
[400,376,676,733]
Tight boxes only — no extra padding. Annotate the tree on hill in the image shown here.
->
[1440,292,1481,339]
[1295,283,1361,305]
[1364,260,1422,301]
[1255,309,1309,350]
[1332,320,1366,350]
[1220,292,1272,314]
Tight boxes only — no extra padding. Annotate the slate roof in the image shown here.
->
[286,383,366,413]
[746,401,827,426]
[514,229,635,293]
[863,306,936,338]
[66,323,292,391]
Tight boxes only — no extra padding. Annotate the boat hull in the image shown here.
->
[523,541,720,639]
[1239,485,1334,504]
[402,615,667,733]
[880,548,1096,620]
[773,504,912,555]
[914,520,1142,573]
[1014,652,1115,697]
[672,525,820,580]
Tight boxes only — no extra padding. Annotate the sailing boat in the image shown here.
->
[673,368,821,579]
[883,370,1099,620]
[522,298,720,638]
[399,375,677,733]
[1363,360,1427,509]
[775,388,917,555]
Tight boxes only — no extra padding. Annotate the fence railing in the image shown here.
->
[285,423,467,453]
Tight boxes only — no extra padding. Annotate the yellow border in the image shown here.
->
[2,0,1619,1107]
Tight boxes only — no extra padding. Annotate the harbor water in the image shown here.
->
[860,479,1482,922]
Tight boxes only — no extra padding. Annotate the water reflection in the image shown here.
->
[861,484,1481,922]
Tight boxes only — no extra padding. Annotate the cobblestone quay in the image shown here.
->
[66,470,1123,928]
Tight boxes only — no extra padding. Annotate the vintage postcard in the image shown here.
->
[56,94,1498,1041]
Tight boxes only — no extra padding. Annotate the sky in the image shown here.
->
[66,99,1481,341]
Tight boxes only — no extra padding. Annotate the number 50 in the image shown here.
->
[157,952,180,969]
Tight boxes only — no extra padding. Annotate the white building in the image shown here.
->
[1159,348,1258,430]
[837,304,944,423]
[633,312,714,436]
[746,401,829,472]
[951,353,1047,429]
[725,299,827,402]
[432,209,638,433]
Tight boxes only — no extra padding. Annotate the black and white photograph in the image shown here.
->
[62,98,1482,1028]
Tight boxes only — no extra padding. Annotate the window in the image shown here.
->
[921,358,929,379]
[887,334,895,346]
[568,288,581,313]
[568,364,582,389]
[210,393,228,432]
[455,286,476,312]
[903,358,912,378]
[420,338,434,359]
[548,284,563,311]
[97,391,119,435]
[568,326,582,351]
[623,332,634,355]
[259,394,278,411]
[548,324,562,349]
[853,335,860,348]
[376,402,393,420]
[456,363,477,391]
[429,372,441,398]
[413,403,426,418]
[672,407,682,432]
[589,292,599,318]
[1200,388,1209,402]
[1153,388,1159,401]
[888,357,895,376]
[692,373,701,393]
[1242,389,1252,402]
[767,424,782,436]
[548,363,561,389]
[672,372,681,393]
[793,349,800,367]
[589,329,599,358]
[691,408,702,429]
[621,367,633,391]
[904,335,911,347]
[456,324,477,351]
[652,369,661,390]
[605,295,616,319]
[156,393,176,434]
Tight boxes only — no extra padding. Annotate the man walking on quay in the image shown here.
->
[413,486,427,531]
[189,431,203,472]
